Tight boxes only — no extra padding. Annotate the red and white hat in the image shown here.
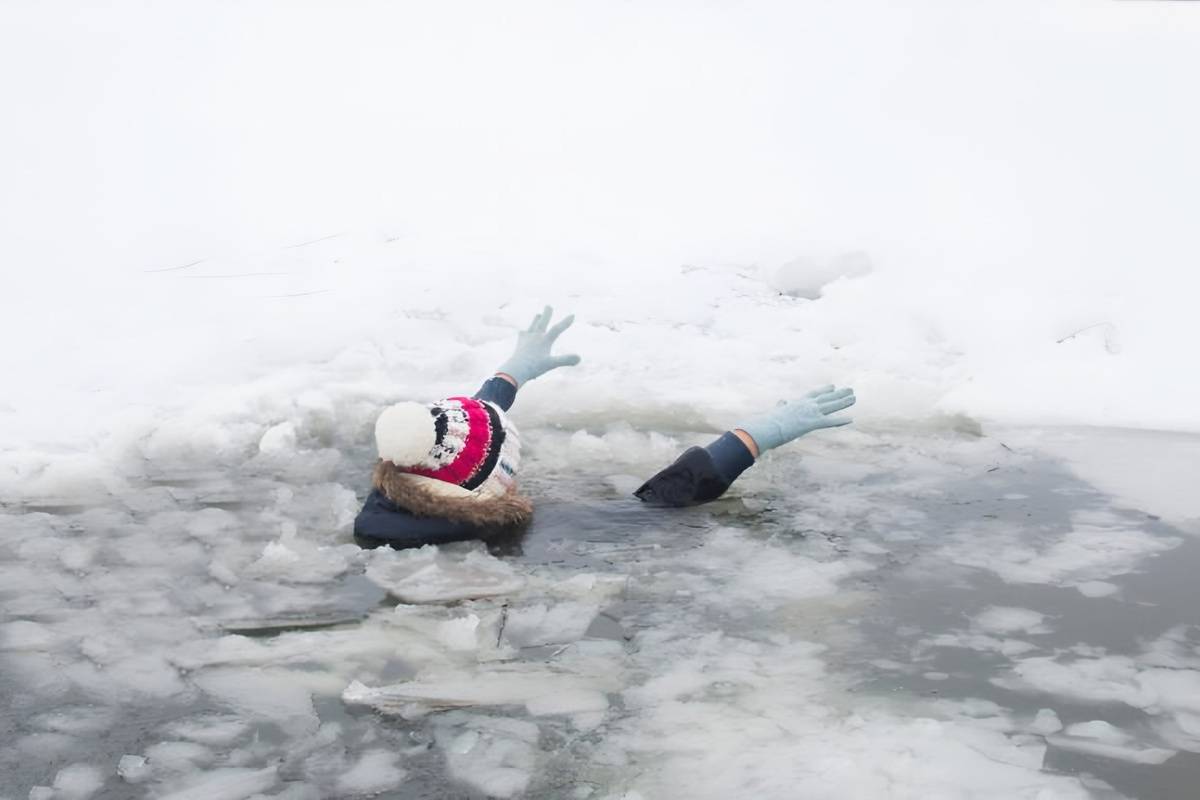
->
[375,397,520,498]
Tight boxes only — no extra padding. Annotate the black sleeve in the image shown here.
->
[634,432,756,507]
[473,376,517,411]
[354,489,501,549]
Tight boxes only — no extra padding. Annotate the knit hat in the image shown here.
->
[374,396,521,499]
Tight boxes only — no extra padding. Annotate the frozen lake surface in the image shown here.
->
[3,424,1198,799]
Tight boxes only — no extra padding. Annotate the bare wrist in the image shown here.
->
[733,428,760,459]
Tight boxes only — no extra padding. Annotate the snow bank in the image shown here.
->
[2,0,1199,503]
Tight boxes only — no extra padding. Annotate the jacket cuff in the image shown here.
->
[705,431,756,484]
[473,376,518,411]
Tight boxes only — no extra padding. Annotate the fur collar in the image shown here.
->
[373,460,533,528]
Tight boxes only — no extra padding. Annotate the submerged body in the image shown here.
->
[353,376,756,549]
[354,306,854,550]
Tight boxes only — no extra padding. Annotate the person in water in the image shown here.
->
[354,306,856,549]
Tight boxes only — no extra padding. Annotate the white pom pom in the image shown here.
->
[375,402,436,466]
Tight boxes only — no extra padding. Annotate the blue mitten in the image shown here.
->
[496,306,581,386]
[737,385,856,453]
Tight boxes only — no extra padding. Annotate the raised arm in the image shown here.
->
[473,306,580,411]
[635,385,856,506]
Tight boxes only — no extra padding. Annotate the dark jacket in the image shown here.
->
[353,378,754,549]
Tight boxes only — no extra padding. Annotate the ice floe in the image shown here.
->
[365,544,527,603]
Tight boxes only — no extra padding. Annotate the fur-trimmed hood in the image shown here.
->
[372,460,533,528]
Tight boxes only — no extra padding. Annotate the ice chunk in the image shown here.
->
[1138,667,1200,714]
[365,545,525,603]
[344,662,615,718]
[334,749,407,795]
[182,508,241,542]
[262,785,322,800]
[193,669,318,733]
[1140,625,1200,670]
[995,656,1149,707]
[0,620,59,651]
[31,707,112,736]
[59,542,96,572]
[117,754,150,783]
[383,603,510,662]
[972,607,1049,635]
[1046,734,1176,765]
[258,421,298,454]
[1065,720,1128,743]
[435,714,539,799]
[1076,581,1119,598]
[683,528,871,608]
[143,741,214,774]
[51,763,105,800]
[998,655,1200,725]
[164,714,250,746]
[924,631,1036,658]
[526,688,609,717]
[243,530,352,584]
[436,614,483,651]
[502,601,601,647]
[157,766,278,800]
[548,572,628,602]
[1030,709,1063,735]
[940,512,1179,588]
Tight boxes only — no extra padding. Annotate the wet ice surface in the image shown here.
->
[3,425,1199,799]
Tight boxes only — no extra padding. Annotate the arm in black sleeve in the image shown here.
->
[472,376,518,411]
[634,431,756,507]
